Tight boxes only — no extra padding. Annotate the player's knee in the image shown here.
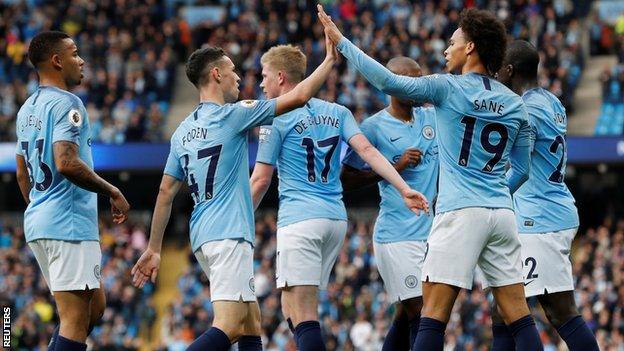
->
[401,297,423,320]
[542,303,579,329]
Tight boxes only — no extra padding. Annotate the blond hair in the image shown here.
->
[260,45,307,83]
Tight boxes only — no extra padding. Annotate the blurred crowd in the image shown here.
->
[0,218,154,351]
[0,0,182,143]
[595,14,624,135]
[165,213,624,351]
[1,0,590,143]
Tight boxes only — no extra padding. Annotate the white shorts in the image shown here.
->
[276,218,347,290]
[194,239,256,302]
[517,228,577,297]
[422,207,523,289]
[374,240,427,302]
[29,239,102,294]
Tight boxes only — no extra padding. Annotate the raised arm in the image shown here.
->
[15,155,31,204]
[250,163,274,210]
[317,5,447,104]
[53,141,130,223]
[132,174,183,288]
[274,28,338,116]
[348,134,429,214]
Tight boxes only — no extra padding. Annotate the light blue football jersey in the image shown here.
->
[255,98,361,227]
[342,107,439,242]
[513,88,579,233]
[15,86,98,242]
[164,99,276,251]
[337,38,531,213]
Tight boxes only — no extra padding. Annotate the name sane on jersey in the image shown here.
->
[473,99,505,116]
[294,114,340,134]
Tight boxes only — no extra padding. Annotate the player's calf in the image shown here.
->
[237,302,263,351]
[412,282,459,351]
[492,284,543,351]
[55,290,94,351]
[383,298,422,351]
[282,286,325,351]
[188,301,248,351]
[88,287,106,334]
[539,291,599,351]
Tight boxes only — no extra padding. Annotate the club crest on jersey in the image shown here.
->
[68,109,82,127]
[241,100,258,108]
[259,126,272,143]
[405,275,418,289]
[422,125,435,140]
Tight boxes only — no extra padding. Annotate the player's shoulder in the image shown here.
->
[42,86,84,109]
[310,98,351,116]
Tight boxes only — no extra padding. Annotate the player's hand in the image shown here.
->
[324,27,339,62]
[317,4,343,45]
[110,188,130,224]
[394,148,423,172]
[401,188,429,215]
[131,248,161,288]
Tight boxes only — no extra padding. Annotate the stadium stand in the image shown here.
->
[0,0,183,143]
[596,15,624,135]
[0,217,155,350]
[1,0,588,143]
[4,1,624,351]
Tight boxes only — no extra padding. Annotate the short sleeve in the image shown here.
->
[15,141,23,156]
[340,107,362,143]
[163,144,185,181]
[52,97,84,145]
[514,108,534,148]
[256,125,282,165]
[342,118,375,170]
[230,99,277,133]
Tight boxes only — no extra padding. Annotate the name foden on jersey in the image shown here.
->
[182,127,208,146]
[294,114,340,134]
[473,99,505,116]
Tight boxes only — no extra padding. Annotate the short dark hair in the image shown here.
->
[505,40,540,80]
[185,46,226,87]
[459,9,507,76]
[28,31,71,68]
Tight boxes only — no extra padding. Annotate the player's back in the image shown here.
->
[166,100,275,251]
[434,73,530,213]
[514,88,578,233]
[15,86,97,242]
[259,98,360,227]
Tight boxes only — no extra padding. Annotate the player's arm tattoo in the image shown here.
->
[53,141,117,196]
[340,164,383,192]
[15,155,31,204]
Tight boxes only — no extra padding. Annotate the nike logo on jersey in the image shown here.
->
[524,280,535,286]
[390,137,402,142]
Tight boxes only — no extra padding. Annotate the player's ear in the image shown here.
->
[277,71,285,86]
[51,53,63,71]
[465,41,475,56]
[211,66,221,83]
[507,64,514,78]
